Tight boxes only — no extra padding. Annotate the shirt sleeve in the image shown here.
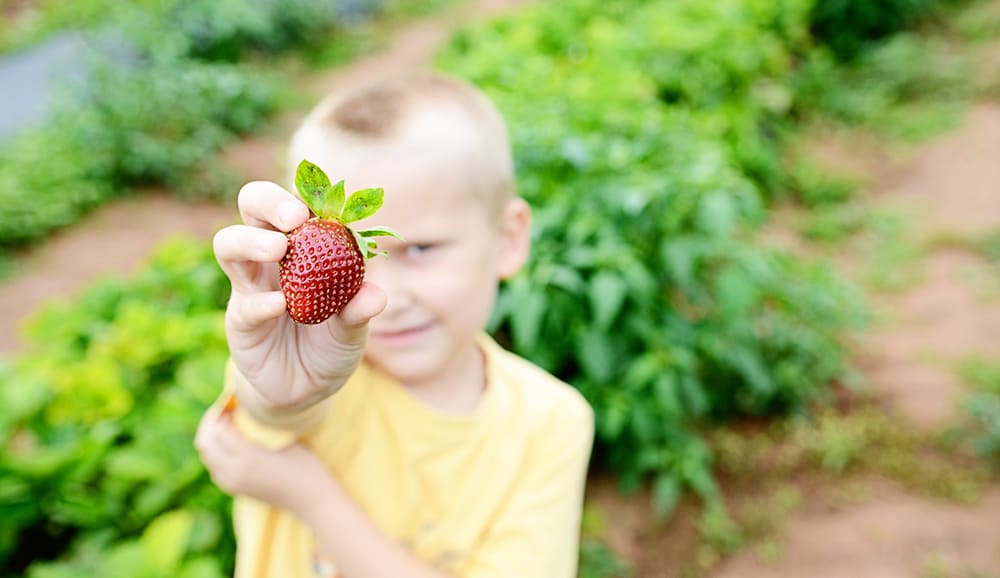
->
[458,395,595,578]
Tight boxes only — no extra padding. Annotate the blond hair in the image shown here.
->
[288,71,516,215]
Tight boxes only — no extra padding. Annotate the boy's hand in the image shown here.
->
[213,181,387,413]
[195,409,326,515]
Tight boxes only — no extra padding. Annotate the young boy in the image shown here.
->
[195,70,594,578]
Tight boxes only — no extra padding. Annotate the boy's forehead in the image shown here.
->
[294,120,478,194]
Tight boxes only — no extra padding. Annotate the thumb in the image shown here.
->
[336,282,387,328]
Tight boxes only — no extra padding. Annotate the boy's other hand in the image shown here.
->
[195,410,326,515]
[213,181,387,413]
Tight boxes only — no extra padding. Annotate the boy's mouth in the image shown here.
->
[370,323,433,346]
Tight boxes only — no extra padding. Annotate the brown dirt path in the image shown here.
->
[854,103,1000,430]
[714,484,1000,578]
[0,0,531,354]
[703,102,1000,578]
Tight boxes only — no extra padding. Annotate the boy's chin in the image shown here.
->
[371,357,445,388]
[365,340,482,389]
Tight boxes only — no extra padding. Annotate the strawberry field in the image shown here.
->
[2,0,1000,577]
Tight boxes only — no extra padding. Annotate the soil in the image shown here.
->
[3,1,1000,577]
[713,482,1000,578]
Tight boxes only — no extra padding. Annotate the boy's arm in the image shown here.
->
[296,472,454,578]
[198,404,454,578]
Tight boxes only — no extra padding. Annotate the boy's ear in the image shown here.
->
[496,197,532,280]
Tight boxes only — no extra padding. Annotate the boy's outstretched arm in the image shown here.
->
[213,181,386,430]
[196,412,454,578]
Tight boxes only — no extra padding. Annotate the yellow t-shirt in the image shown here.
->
[218,335,595,578]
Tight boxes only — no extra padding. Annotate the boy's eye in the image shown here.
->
[404,243,436,257]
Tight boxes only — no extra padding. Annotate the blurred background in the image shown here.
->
[1,0,999,576]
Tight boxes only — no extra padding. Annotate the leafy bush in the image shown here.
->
[1,0,378,56]
[0,0,406,252]
[809,0,944,60]
[0,238,233,577]
[792,32,970,141]
[438,0,865,510]
[0,57,275,247]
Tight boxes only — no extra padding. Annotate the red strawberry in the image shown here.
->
[279,159,401,325]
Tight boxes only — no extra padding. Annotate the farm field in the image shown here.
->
[2,0,999,577]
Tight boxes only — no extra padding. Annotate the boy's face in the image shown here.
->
[307,145,529,389]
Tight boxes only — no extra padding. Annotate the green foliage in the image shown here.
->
[577,540,633,578]
[808,0,951,60]
[1,0,370,57]
[438,0,865,511]
[957,358,1000,461]
[0,57,275,248]
[0,0,426,251]
[980,228,1000,264]
[0,238,233,577]
[793,32,971,141]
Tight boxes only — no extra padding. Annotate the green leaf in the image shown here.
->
[351,230,387,259]
[341,188,384,223]
[294,159,342,218]
[653,373,682,420]
[715,265,757,316]
[630,403,657,444]
[178,557,226,578]
[509,282,546,351]
[141,509,195,573]
[652,473,681,522]
[589,271,627,330]
[357,225,404,240]
[697,193,736,237]
[730,347,774,396]
[326,180,347,220]
[577,328,615,383]
[105,448,170,481]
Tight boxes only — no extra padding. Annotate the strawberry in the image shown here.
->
[279,159,401,325]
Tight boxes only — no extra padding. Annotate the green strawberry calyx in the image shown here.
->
[294,159,404,258]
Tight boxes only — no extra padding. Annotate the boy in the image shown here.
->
[195,70,594,578]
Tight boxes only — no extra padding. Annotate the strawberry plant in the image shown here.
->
[0,238,234,577]
[438,0,866,512]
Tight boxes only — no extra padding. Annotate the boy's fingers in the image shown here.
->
[195,413,244,458]
[227,291,287,331]
[336,282,387,328]
[238,181,310,232]
[214,225,286,293]
[215,225,288,265]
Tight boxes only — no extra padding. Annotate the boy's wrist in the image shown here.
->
[232,365,333,433]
